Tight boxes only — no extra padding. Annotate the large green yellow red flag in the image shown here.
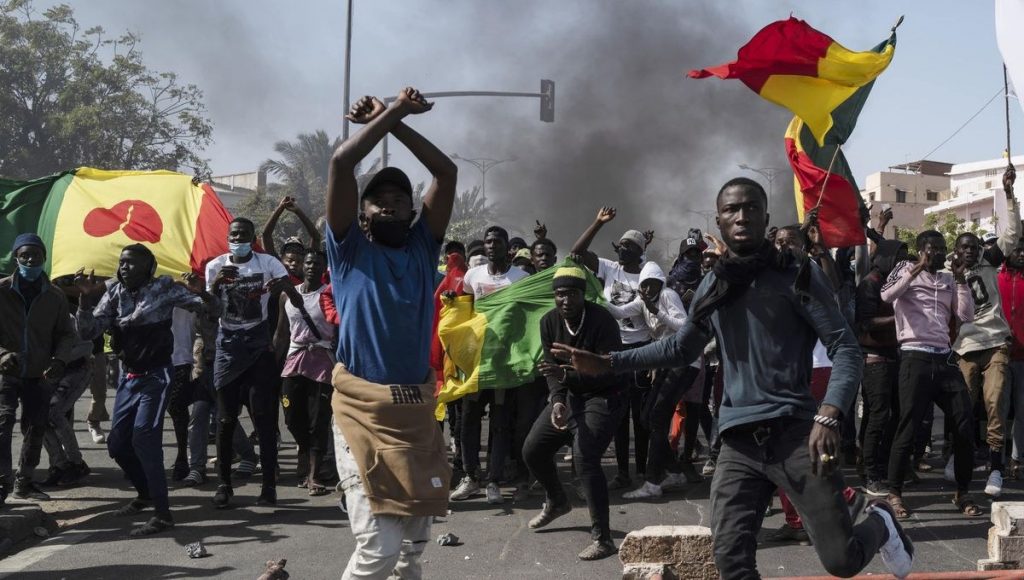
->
[0,168,233,278]
[436,260,604,418]
[689,17,897,248]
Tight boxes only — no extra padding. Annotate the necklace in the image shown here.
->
[564,309,586,337]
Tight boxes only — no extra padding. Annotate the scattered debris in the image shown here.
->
[185,540,208,559]
[256,558,289,580]
[436,533,460,546]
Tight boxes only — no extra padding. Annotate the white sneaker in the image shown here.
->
[485,482,504,504]
[868,502,914,579]
[986,470,1004,497]
[622,481,662,500]
[88,423,106,444]
[659,473,687,492]
[449,476,480,501]
[944,456,955,483]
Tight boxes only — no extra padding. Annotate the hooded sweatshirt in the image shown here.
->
[604,262,700,369]
[952,201,1018,355]
[881,261,974,352]
[998,262,1024,361]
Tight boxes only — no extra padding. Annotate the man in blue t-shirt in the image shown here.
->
[326,87,457,579]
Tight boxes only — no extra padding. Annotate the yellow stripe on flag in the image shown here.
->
[435,295,486,419]
[760,42,894,146]
[50,168,202,279]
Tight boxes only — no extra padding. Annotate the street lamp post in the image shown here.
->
[738,164,787,206]
[683,209,715,232]
[342,0,354,141]
[450,155,516,205]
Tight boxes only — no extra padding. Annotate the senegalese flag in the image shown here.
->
[436,260,604,418]
[689,17,897,248]
[0,167,233,278]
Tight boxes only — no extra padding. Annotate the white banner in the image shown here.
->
[997,0,1024,112]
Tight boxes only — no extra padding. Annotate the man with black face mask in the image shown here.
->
[571,206,655,489]
[667,236,703,302]
[0,234,77,507]
[951,165,1019,498]
[75,244,215,536]
[326,87,457,579]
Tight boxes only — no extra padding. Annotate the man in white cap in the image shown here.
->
[570,206,656,489]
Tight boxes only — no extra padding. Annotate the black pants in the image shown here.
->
[712,419,887,579]
[512,378,549,480]
[446,402,463,473]
[860,360,899,481]
[645,367,698,484]
[166,364,192,467]
[216,353,280,488]
[888,351,975,496]
[0,376,51,490]
[461,389,510,483]
[523,391,627,542]
[614,342,651,478]
[282,376,332,454]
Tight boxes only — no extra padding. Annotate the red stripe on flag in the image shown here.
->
[190,183,233,276]
[688,17,834,93]
[784,137,865,248]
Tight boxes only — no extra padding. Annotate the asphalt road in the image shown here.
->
[0,391,1005,579]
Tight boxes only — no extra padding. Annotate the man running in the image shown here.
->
[327,87,456,579]
[551,178,913,579]
[75,244,215,535]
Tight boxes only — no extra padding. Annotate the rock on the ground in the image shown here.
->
[619,525,715,580]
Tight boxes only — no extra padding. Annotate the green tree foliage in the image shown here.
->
[0,0,212,179]
[445,186,496,244]
[894,210,987,251]
[260,130,342,219]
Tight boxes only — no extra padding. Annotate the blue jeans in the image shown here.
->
[108,366,173,513]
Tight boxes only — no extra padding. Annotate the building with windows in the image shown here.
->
[209,170,265,215]
[859,160,952,233]
[922,155,1024,236]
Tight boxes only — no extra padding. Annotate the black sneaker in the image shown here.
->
[256,486,277,506]
[528,500,572,530]
[607,473,632,490]
[42,466,65,487]
[171,461,189,482]
[58,463,89,487]
[760,523,811,546]
[864,479,888,497]
[212,484,233,509]
[13,482,50,501]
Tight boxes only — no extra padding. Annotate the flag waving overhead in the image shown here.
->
[0,168,233,279]
[689,17,896,146]
[996,0,1024,114]
[690,17,897,248]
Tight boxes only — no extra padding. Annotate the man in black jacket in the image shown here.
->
[523,265,625,561]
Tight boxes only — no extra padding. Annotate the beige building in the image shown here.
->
[860,160,952,233]
[923,155,1024,236]
[209,170,266,215]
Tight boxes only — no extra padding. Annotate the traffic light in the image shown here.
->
[540,79,555,122]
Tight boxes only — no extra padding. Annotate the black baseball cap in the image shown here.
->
[361,167,413,200]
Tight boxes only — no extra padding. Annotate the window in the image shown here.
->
[895,189,907,203]
[868,192,875,202]
[970,212,981,226]
[985,181,993,190]
[926,190,938,202]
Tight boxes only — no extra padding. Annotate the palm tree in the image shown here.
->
[446,186,496,243]
[260,130,341,216]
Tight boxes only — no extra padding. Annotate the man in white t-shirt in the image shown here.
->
[449,226,529,505]
[205,217,296,509]
[570,206,656,489]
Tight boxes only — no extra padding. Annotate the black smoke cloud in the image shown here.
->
[451,1,796,262]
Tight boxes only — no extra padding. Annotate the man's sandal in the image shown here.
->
[954,495,984,517]
[308,483,330,497]
[887,494,911,520]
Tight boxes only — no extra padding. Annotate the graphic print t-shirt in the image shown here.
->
[462,264,529,299]
[597,257,651,344]
[205,253,289,331]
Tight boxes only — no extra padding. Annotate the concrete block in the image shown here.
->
[992,502,1024,537]
[619,526,715,580]
[977,558,1018,571]
[990,532,1024,563]
[622,563,667,580]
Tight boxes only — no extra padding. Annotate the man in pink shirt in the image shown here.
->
[881,230,979,519]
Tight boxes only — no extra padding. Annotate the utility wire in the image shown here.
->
[918,86,1004,161]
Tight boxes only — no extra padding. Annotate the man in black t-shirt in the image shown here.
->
[522,265,625,561]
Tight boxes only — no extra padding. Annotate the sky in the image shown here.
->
[55,0,1023,257]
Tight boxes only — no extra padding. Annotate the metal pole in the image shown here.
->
[480,165,487,205]
[342,0,353,141]
[1006,63,1012,161]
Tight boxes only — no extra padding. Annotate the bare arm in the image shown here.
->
[273,293,289,364]
[261,197,290,257]
[390,120,457,241]
[999,166,1019,255]
[326,95,410,238]
[571,207,617,273]
[293,205,322,249]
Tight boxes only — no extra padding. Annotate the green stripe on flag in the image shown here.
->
[0,171,74,275]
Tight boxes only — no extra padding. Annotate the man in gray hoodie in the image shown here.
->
[952,170,1019,498]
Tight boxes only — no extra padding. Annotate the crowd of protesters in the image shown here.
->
[1,87,1022,578]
